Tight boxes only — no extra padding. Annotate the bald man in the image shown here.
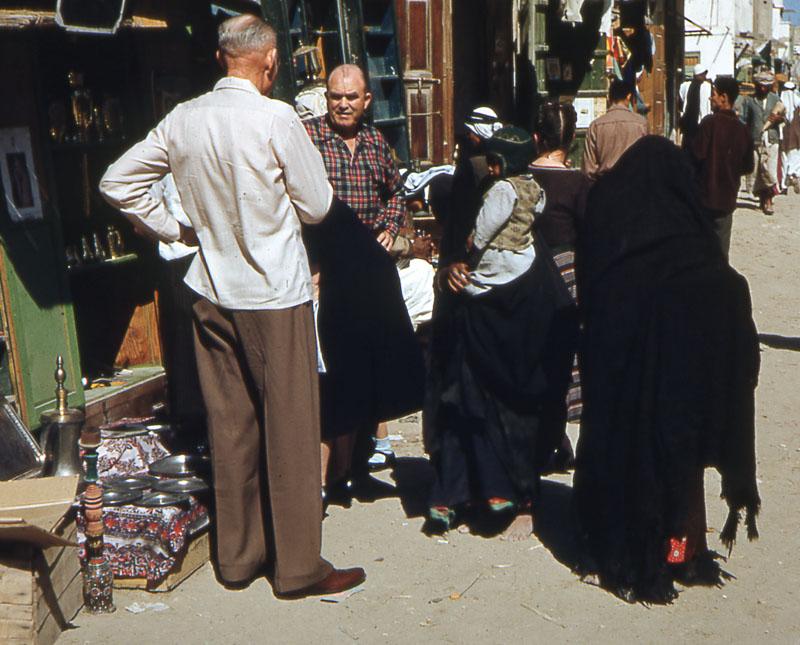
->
[305,64,406,249]
[303,65,413,491]
[100,14,364,599]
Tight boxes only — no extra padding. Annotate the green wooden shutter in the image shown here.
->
[0,215,84,431]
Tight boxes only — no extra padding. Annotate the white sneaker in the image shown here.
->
[367,450,395,470]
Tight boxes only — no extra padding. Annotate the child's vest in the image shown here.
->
[486,175,541,252]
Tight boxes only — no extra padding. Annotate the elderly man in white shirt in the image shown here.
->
[99,15,364,599]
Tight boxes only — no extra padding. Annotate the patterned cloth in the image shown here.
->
[96,434,170,478]
[77,433,209,585]
[304,115,405,237]
[77,500,207,583]
[554,249,582,423]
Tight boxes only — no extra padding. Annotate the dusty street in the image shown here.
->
[61,192,800,645]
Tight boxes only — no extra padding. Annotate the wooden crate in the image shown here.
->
[0,520,82,645]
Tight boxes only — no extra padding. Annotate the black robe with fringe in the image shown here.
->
[574,136,761,603]
[303,198,425,439]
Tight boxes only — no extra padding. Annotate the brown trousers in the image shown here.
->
[192,298,331,593]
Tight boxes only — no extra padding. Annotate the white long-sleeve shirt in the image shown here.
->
[100,76,333,310]
[679,79,712,124]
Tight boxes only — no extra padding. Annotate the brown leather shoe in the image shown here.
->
[276,567,366,600]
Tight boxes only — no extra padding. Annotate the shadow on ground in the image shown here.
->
[387,455,587,573]
[391,456,436,518]
[736,199,761,212]
[322,456,435,518]
[759,333,800,351]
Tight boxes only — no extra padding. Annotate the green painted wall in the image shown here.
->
[0,34,84,431]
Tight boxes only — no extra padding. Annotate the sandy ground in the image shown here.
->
[61,192,800,644]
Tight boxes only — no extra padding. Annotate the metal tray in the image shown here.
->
[101,422,175,439]
[100,427,149,439]
[142,422,175,434]
[102,488,143,507]
[152,477,209,496]
[149,454,210,478]
[102,475,158,492]
[136,491,191,508]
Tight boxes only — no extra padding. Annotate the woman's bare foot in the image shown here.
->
[500,512,534,542]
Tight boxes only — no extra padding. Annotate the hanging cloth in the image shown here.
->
[561,0,585,23]
[599,0,613,34]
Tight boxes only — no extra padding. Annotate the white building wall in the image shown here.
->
[735,0,754,34]
[754,0,773,40]
[772,1,791,42]
[684,0,737,77]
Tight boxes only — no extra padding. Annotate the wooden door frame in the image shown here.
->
[394,0,454,165]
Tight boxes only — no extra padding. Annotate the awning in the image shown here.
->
[0,8,166,30]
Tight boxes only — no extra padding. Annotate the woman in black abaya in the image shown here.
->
[423,127,578,539]
[574,136,761,604]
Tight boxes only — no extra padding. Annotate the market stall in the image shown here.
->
[79,421,211,590]
[0,0,413,435]
[0,3,251,639]
[1,2,413,632]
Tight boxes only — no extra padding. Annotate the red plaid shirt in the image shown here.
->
[304,115,405,237]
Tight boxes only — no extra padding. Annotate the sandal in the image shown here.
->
[487,497,516,513]
[427,505,456,533]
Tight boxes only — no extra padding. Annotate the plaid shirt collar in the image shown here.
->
[304,114,405,237]
[318,115,377,152]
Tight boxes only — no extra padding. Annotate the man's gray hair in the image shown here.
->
[218,15,277,57]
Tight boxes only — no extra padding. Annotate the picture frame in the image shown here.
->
[574,97,596,129]
[546,57,562,82]
[0,127,44,224]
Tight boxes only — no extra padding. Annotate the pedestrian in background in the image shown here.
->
[529,100,591,466]
[779,80,800,194]
[582,79,648,180]
[691,76,754,257]
[737,71,784,215]
[678,63,712,150]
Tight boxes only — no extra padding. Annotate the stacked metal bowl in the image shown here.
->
[100,454,211,508]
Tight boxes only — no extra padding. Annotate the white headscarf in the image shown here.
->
[781,82,800,120]
[465,106,503,140]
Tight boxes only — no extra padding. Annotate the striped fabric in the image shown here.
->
[554,249,582,423]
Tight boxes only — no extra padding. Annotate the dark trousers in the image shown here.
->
[192,298,331,593]
[158,256,204,429]
[709,211,733,259]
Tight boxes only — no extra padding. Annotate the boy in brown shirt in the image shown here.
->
[692,76,754,258]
